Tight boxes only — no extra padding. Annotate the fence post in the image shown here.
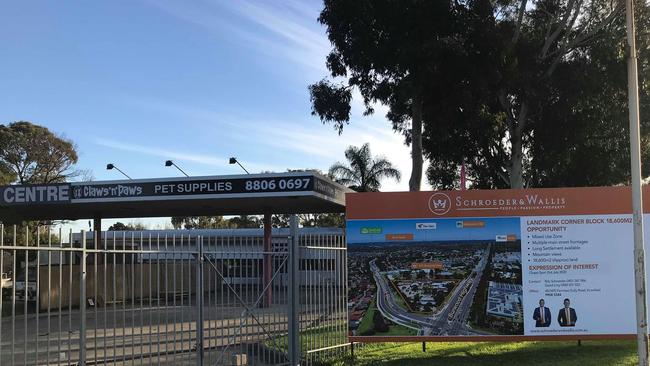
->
[196,236,204,365]
[288,215,301,365]
[79,230,87,365]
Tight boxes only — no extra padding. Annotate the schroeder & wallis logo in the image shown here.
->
[428,193,451,215]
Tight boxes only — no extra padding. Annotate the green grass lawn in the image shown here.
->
[265,323,348,353]
[380,325,418,336]
[331,340,638,366]
[356,299,417,336]
[357,300,377,334]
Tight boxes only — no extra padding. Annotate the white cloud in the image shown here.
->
[231,1,330,58]
[146,0,328,74]
[95,138,223,166]
[93,138,284,173]
[139,0,431,192]
[118,92,430,191]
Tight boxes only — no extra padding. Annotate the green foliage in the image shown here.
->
[0,164,13,185]
[308,80,352,133]
[313,1,650,189]
[170,216,231,229]
[2,224,61,269]
[372,307,389,333]
[0,122,80,276]
[423,0,650,188]
[310,1,457,190]
[299,213,345,228]
[0,121,79,184]
[329,143,400,192]
[227,215,262,229]
[173,214,344,230]
[107,222,147,231]
[170,215,263,229]
[311,0,456,130]
[271,213,344,228]
[1,224,60,246]
[357,301,377,336]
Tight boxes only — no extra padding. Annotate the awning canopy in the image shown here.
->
[0,171,351,221]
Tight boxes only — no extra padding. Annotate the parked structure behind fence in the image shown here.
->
[0,225,348,365]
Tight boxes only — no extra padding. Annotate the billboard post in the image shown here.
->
[625,0,649,364]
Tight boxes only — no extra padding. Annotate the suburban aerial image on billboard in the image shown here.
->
[347,217,522,336]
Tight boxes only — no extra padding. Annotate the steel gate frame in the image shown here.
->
[0,223,347,366]
[200,234,292,366]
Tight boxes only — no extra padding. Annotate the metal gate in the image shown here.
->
[298,232,348,365]
[0,224,347,365]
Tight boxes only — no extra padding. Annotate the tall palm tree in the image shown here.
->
[328,143,401,192]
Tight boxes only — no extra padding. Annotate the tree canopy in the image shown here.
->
[424,0,650,189]
[171,215,262,230]
[310,0,458,191]
[171,216,230,230]
[272,213,345,228]
[227,215,262,229]
[108,222,147,231]
[0,122,82,272]
[171,214,344,230]
[329,143,400,192]
[0,121,80,184]
[312,0,650,189]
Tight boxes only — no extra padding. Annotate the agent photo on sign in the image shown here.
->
[558,298,577,327]
[533,298,552,327]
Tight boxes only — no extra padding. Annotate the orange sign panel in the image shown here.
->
[460,220,485,228]
[411,261,444,270]
[385,233,414,241]
[346,186,648,220]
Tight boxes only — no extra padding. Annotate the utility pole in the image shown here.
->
[625,0,649,364]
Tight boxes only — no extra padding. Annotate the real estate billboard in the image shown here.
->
[346,186,649,340]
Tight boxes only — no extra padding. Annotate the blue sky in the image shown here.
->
[347,218,521,244]
[0,1,427,229]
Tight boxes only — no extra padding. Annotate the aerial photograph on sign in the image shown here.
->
[347,217,523,336]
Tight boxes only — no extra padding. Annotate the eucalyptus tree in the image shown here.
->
[310,0,458,191]
[423,0,650,189]
[0,121,79,184]
[312,0,650,190]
